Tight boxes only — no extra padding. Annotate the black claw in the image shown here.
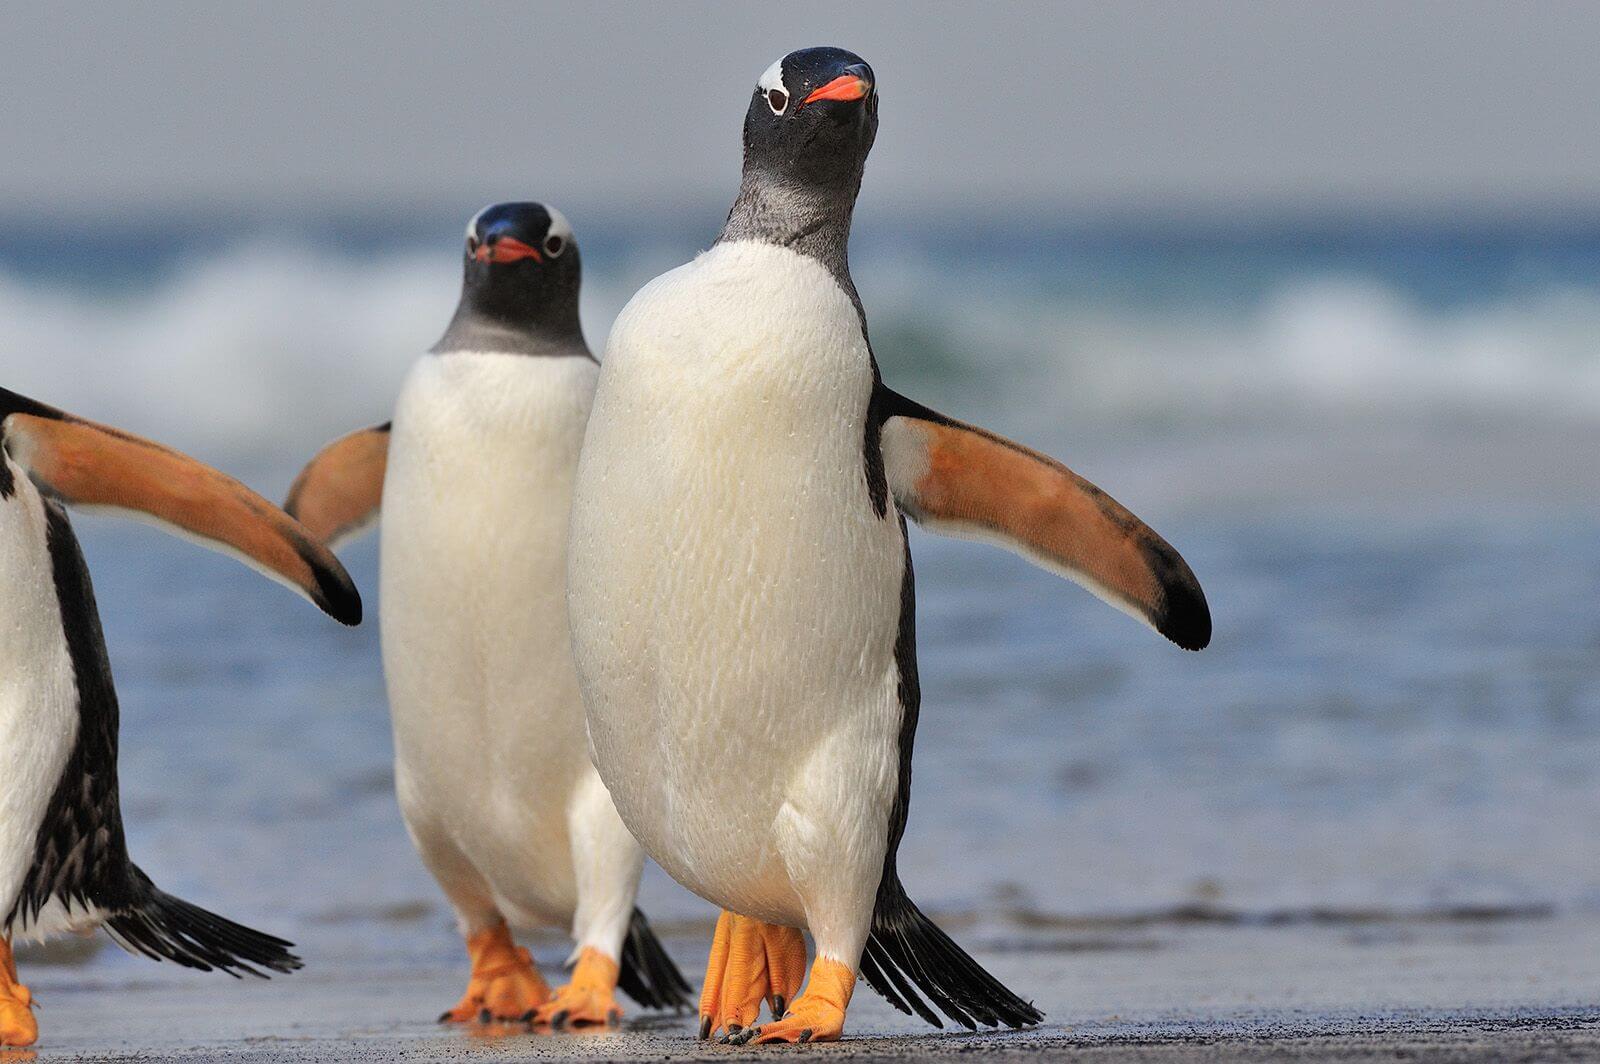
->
[718,1023,740,1044]
[478,1008,492,1025]
[771,996,786,1019]
[731,1026,759,1046]
[438,1011,453,1024]
[551,1010,569,1029]
[518,1009,536,1024]
[699,1015,713,1040]
[799,1029,814,1043]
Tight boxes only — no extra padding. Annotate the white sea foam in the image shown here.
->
[878,271,1600,430]
[0,243,645,465]
[2,243,1597,468]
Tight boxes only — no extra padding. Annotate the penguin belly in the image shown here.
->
[381,352,600,929]
[569,241,905,947]
[0,462,81,937]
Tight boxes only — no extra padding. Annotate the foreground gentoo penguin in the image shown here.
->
[0,387,361,1048]
[567,48,1212,1044]
[286,203,690,1028]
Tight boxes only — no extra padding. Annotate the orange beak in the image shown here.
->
[474,237,543,264]
[802,73,871,107]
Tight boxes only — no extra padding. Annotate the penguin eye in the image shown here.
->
[543,234,565,258]
[766,87,789,115]
[465,235,479,255]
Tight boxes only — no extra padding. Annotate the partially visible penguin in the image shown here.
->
[0,387,362,1048]
[287,203,690,1028]
[567,48,1212,1044]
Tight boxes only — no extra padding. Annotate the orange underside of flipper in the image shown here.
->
[0,937,38,1048]
[4,411,361,625]
[698,911,808,1043]
[439,923,552,1025]
[283,424,389,547]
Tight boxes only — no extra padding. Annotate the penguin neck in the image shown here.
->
[717,167,861,294]
[431,295,589,358]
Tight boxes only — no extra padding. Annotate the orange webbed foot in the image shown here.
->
[0,994,36,1050]
[751,956,854,1044]
[438,924,552,1025]
[0,940,37,1049]
[698,911,808,1043]
[534,947,622,1029]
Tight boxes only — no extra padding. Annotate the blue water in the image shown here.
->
[6,214,1600,972]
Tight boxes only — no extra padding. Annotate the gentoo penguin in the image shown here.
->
[0,386,361,1048]
[566,47,1212,1044]
[286,203,690,1029]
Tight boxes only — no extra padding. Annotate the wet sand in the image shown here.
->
[12,913,1599,1061]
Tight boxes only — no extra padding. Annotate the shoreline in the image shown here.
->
[15,913,1599,1061]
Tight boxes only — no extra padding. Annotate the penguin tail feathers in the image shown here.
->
[617,907,693,1011]
[861,879,1042,1031]
[104,867,302,978]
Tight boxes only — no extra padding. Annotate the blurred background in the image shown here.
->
[3,1,1597,979]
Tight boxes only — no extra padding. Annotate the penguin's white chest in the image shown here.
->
[379,352,599,922]
[0,463,80,919]
[569,241,905,923]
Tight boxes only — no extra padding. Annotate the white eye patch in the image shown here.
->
[542,205,574,257]
[757,56,786,95]
[757,56,789,114]
[465,205,490,241]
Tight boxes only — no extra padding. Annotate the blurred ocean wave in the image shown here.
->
[915,274,1600,426]
[2,222,1599,462]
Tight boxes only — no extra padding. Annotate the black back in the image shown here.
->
[7,501,131,933]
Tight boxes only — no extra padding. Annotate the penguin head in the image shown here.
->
[463,201,578,295]
[742,47,878,189]
[438,202,584,352]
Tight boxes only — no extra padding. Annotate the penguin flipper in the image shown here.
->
[877,388,1210,651]
[0,388,361,625]
[284,423,390,549]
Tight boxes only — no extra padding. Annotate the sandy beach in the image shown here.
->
[11,911,1597,1061]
